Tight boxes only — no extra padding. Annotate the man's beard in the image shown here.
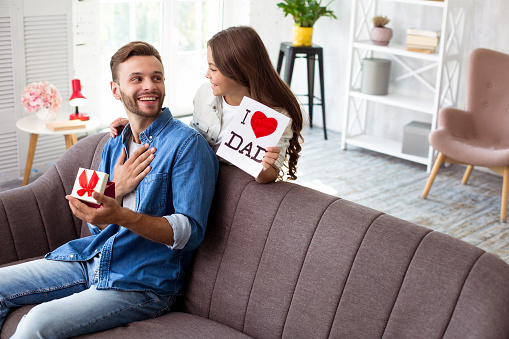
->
[118,88,165,118]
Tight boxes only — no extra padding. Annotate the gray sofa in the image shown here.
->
[2,132,509,338]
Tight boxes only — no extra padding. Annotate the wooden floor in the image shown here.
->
[295,125,509,264]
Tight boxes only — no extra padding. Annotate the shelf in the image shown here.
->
[353,42,440,61]
[381,0,445,7]
[344,135,429,165]
[343,0,465,171]
[349,89,435,114]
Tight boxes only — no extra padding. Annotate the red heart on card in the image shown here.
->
[251,111,278,138]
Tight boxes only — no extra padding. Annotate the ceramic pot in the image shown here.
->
[293,26,313,47]
[370,27,393,46]
[35,108,59,121]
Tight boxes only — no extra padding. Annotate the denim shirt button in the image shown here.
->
[70,254,74,258]
[149,136,153,140]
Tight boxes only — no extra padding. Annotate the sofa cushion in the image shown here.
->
[1,305,36,338]
[74,312,252,338]
[2,310,251,339]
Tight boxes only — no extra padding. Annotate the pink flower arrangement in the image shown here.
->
[21,81,62,114]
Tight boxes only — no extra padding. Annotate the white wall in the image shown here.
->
[248,0,349,131]
[247,0,509,134]
[471,0,509,54]
[71,0,509,134]
[246,0,353,131]
[72,0,102,128]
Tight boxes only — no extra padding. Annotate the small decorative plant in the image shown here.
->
[373,15,390,28]
[21,81,61,114]
[370,15,393,46]
[277,0,337,28]
[277,0,337,46]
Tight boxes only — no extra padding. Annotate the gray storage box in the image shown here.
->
[402,121,432,157]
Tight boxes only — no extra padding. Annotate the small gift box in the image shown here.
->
[70,168,115,208]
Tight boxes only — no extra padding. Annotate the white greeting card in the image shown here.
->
[70,168,109,205]
[216,97,291,178]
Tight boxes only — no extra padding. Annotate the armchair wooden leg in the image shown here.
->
[501,166,509,223]
[422,152,445,199]
[462,165,474,184]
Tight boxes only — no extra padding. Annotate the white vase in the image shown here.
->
[35,108,59,121]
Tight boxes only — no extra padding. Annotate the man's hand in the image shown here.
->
[66,192,175,246]
[66,192,125,230]
[113,144,156,199]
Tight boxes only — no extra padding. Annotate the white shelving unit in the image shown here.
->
[341,0,468,171]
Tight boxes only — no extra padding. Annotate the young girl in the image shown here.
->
[110,26,303,185]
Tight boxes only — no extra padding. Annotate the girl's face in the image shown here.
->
[205,46,241,99]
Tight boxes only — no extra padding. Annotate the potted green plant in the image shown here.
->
[370,15,393,46]
[277,0,337,46]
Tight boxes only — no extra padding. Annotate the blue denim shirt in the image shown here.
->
[46,108,219,295]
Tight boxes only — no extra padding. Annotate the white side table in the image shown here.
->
[16,115,100,186]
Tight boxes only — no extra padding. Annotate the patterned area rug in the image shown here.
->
[295,126,509,263]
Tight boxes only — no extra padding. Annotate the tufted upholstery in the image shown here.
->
[2,132,509,338]
[0,132,107,267]
[181,165,509,338]
[423,48,509,222]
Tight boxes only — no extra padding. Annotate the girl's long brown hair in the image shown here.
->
[208,26,304,181]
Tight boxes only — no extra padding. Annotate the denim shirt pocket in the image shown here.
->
[137,172,170,215]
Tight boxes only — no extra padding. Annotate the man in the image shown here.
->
[0,41,218,337]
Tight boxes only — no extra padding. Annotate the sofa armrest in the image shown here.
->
[0,132,109,266]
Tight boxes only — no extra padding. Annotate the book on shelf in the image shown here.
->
[406,28,441,38]
[406,43,436,51]
[406,46,436,54]
[406,34,440,47]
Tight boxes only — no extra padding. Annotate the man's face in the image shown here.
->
[112,55,165,118]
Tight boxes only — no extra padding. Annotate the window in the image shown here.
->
[99,0,223,123]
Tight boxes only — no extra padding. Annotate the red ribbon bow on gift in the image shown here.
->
[77,170,99,197]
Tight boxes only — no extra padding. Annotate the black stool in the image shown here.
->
[276,42,327,140]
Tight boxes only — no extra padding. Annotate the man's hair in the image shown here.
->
[110,41,163,82]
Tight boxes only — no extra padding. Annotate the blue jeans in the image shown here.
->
[0,256,175,338]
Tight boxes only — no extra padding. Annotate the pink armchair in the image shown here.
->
[422,48,509,222]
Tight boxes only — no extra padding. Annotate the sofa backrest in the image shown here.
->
[4,132,509,338]
[183,163,509,338]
